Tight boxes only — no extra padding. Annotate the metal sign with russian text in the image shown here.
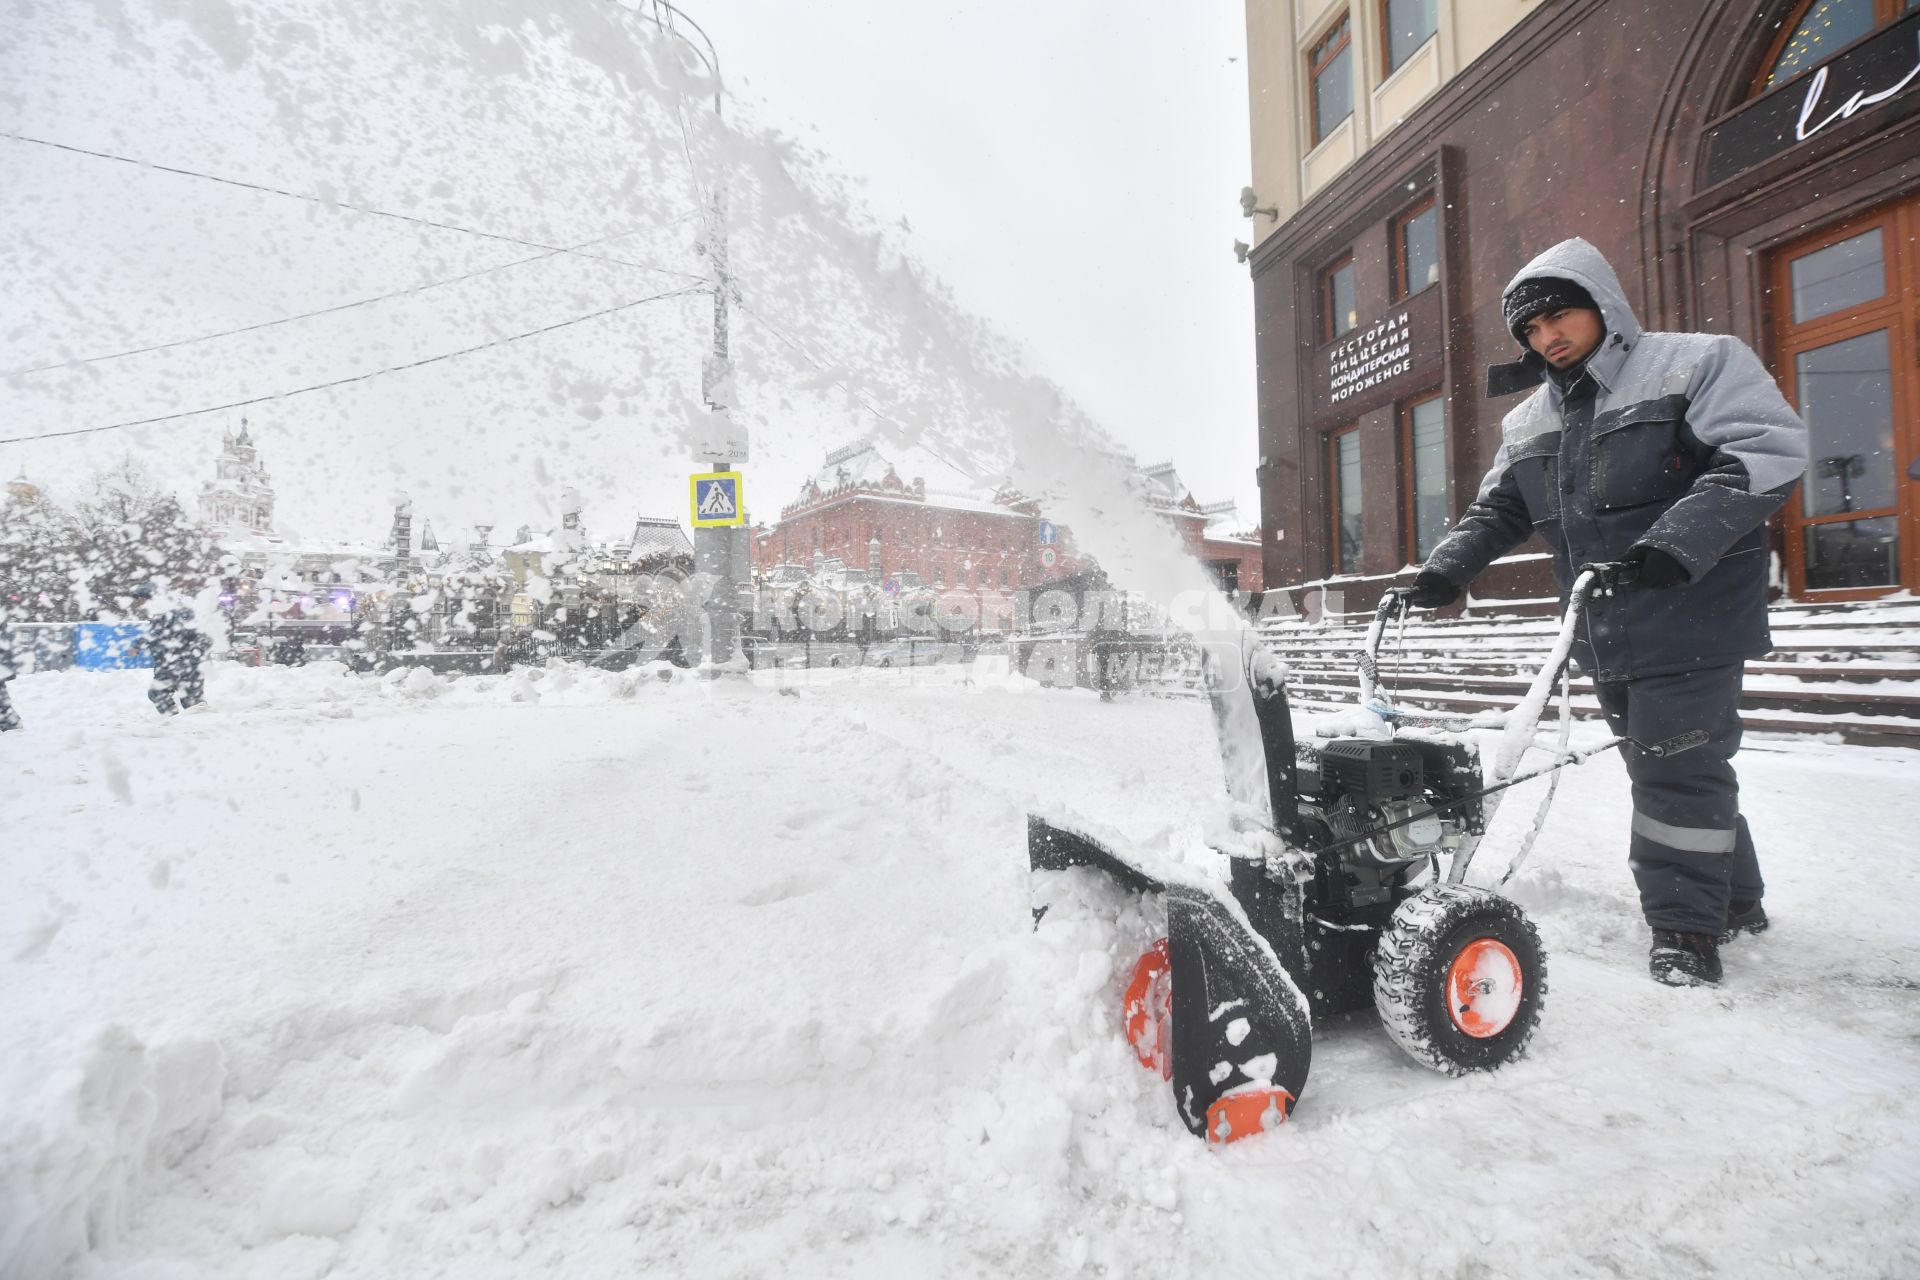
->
[1309,285,1443,426]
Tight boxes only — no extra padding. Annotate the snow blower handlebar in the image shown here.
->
[1364,565,1615,717]
[1376,559,1632,625]
[1357,585,1436,710]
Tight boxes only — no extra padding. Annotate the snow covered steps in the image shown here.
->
[1259,597,1920,749]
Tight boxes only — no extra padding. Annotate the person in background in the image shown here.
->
[0,643,20,732]
[137,583,210,716]
[1404,237,1808,988]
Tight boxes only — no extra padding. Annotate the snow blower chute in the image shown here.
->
[1029,566,1687,1143]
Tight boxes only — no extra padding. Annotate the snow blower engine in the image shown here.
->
[1026,576,1627,1144]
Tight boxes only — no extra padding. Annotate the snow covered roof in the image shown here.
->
[1133,460,1203,515]
[622,517,692,561]
[794,440,1009,510]
[503,522,581,552]
[1197,499,1240,525]
[813,439,987,491]
[783,440,1251,534]
[213,526,384,561]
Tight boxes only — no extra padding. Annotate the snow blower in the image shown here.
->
[1028,564,1707,1143]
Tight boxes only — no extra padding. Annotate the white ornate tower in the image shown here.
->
[198,418,276,533]
[6,467,40,505]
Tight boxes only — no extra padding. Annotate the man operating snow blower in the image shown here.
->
[1404,237,1808,988]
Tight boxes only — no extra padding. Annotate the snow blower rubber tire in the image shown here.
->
[1372,884,1545,1076]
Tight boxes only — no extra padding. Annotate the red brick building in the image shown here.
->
[751,444,1262,595]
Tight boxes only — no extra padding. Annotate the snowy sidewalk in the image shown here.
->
[3,662,1917,1279]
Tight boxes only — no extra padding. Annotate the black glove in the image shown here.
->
[1624,544,1689,590]
[1404,570,1460,610]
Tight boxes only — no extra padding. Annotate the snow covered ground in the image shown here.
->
[3,661,1918,1279]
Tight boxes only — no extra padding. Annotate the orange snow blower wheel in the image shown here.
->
[1122,938,1173,1079]
[1205,1087,1295,1144]
[1446,937,1524,1039]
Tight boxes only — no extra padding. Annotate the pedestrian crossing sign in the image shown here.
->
[690,471,746,527]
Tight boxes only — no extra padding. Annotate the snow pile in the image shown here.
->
[385,666,446,701]
[4,666,1919,1277]
[0,665,1229,1276]
[0,1030,225,1278]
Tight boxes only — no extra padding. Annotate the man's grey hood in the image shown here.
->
[1487,237,1642,396]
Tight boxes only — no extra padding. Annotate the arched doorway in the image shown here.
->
[1643,0,1920,598]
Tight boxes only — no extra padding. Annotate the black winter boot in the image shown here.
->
[1650,930,1722,987]
[1718,899,1768,945]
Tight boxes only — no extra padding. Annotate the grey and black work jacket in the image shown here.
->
[146,608,202,673]
[1424,237,1809,683]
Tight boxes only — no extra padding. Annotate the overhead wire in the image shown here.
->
[0,131,711,284]
[735,298,897,425]
[672,97,714,238]
[737,297,1152,527]
[3,223,694,379]
[3,19,727,446]
[0,283,710,446]
[595,0,724,269]
[732,297,992,488]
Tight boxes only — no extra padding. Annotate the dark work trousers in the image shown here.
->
[148,668,182,715]
[1592,663,1763,934]
[177,659,205,710]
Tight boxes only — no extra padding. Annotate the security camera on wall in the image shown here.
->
[1240,186,1278,222]
[1234,240,1251,264]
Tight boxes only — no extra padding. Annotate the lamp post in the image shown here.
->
[625,1,745,670]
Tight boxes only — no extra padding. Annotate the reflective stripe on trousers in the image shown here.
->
[1630,809,1737,855]
[1593,663,1764,934]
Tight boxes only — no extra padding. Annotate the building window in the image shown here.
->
[1403,397,1448,562]
[1788,226,1886,322]
[1329,426,1364,574]
[1322,254,1358,341]
[1772,204,1913,596]
[1755,0,1914,95]
[1308,14,1353,145]
[1393,198,1440,299]
[1382,0,1437,74]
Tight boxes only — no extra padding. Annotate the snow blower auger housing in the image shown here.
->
[1026,579,1618,1144]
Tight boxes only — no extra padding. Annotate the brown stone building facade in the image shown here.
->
[1248,0,1920,613]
